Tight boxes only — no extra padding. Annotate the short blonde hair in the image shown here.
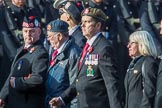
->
[129,30,158,58]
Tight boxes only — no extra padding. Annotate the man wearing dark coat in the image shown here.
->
[0,16,49,108]
[0,0,41,91]
[81,0,118,44]
[58,1,86,50]
[49,7,122,108]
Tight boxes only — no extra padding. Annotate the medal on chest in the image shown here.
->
[86,65,94,77]
[85,54,99,65]
[17,60,23,70]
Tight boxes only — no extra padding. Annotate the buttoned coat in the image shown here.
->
[61,34,122,108]
[124,56,158,108]
[0,41,48,108]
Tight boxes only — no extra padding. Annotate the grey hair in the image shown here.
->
[129,30,158,58]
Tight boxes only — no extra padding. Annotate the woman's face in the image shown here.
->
[127,40,140,58]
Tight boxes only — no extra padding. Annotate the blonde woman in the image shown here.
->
[124,30,159,108]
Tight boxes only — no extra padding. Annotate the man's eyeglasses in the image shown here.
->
[59,8,67,15]
[47,33,59,38]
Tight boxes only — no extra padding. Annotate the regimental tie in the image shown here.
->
[78,43,90,70]
[50,49,58,66]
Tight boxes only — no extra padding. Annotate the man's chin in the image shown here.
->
[25,41,32,45]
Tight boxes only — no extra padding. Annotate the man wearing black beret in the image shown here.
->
[45,19,81,108]
[58,1,86,50]
[0,16,49,108]
[49,8,122,108]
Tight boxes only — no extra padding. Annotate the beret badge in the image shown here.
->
[84,8,90,14]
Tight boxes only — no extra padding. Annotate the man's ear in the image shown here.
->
[66,13,71,21]
[57,33,63,40]
[95,22,102,30]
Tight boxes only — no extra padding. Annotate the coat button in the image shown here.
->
[76,79,79,83]
[106,26,109,30]
[14,18,18,21]
[113,5,116,8]
[156,91,159,95]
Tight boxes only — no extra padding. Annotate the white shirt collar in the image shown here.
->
[24,44,31,49]
[56,39,69,54]
[69,25,80,36]
[87,32,101,46]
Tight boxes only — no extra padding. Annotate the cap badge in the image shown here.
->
[47,24,52,31]
[34,19,39,27]
[65,2,71,9]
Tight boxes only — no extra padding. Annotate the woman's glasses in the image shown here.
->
[127,41,138,45]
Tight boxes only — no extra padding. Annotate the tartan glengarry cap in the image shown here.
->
[47,20,69,32]
[22,16,41,28]
[64,1,83,23]
[81,8,108,22]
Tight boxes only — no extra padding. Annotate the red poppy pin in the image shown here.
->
[29,16,35,20]
[88,46,93,53]
[29,47,35,53]
[76,2,81,7]
[47,24,52,31]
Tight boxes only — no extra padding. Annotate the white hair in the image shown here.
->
[129,30,158,58]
